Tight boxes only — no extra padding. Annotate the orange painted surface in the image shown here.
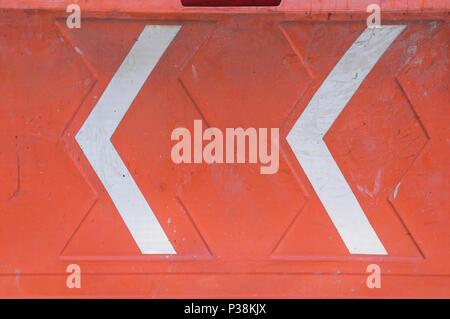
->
[0,2,449,297]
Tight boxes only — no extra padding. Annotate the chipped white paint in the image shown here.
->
[357,169,383,198]
[76,25,180,254]
[287,26,406,255]
[74,46,83,56]
[393,182,401,199]
[191,64,199,82]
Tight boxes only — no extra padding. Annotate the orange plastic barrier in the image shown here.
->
[0,0,449,297]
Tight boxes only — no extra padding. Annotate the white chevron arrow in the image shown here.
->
[287,26,405,255]
[76,25,180,254]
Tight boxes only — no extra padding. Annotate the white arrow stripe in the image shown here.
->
[76,25,180,254]
[287,26,405,255]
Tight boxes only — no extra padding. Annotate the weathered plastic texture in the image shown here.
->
[0,0,449,297]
